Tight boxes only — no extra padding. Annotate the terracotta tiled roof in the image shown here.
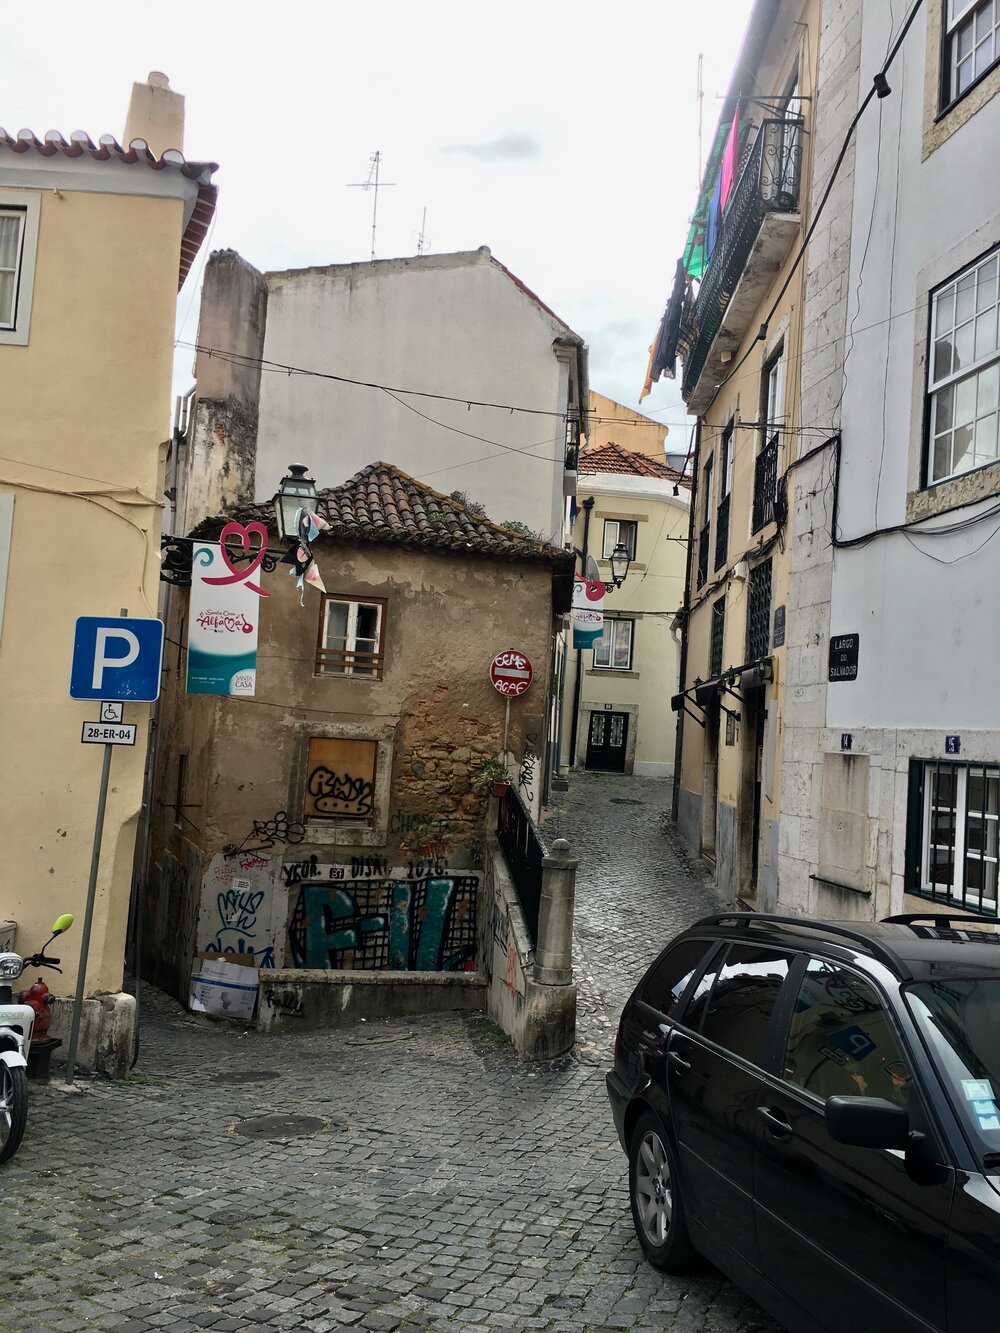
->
[190,461,572,568]
[0,129,218,289]
[579,441,690,487]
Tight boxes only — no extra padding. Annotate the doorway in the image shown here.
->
[586,710,629,772]
[736,689,766,897]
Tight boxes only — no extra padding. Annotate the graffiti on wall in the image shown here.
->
[517,730,540,810]
[286,866,479,972]
[306,765,375,818]
[202,882,276,968]
[226,810,306,859]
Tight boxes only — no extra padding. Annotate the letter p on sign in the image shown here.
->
[92,628,139,689]
[70,616,164,702]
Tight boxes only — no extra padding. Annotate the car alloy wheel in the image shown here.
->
[635,1126,672,1244]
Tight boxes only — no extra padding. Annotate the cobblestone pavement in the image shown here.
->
[6,775,778,1333]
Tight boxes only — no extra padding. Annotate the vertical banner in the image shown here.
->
[572,575,606,650]
[187,542,260,696]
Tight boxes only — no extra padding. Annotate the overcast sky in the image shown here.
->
[5,0,753,440]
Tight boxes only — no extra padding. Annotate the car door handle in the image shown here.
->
[667,1050,691,1073]
[756,1106,794,1138]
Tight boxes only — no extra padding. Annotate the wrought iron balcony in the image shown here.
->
[714,493,730,570]
[752,433,779,533]
[681,118,802,415]
[697,521,710,588]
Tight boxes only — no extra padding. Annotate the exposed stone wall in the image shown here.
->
[778,0,862,914]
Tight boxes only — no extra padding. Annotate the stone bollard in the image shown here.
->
[533,838,577,986]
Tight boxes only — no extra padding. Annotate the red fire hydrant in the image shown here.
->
[20,979,53,1043]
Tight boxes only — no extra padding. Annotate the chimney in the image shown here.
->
[123,71,185,159]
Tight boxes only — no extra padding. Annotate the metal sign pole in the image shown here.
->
[503,698,511,759]
[65,607,126,1087]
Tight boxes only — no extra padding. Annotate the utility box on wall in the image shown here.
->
[0,921,15,951]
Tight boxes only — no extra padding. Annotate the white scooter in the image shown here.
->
[0,914,73,1163]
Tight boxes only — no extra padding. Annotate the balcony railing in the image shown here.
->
[746,558,773,662]
[496,785,546,948]
[697,522,710,588]
[715,493,730,570]
[681,118,803,405]
[752,433,779,533]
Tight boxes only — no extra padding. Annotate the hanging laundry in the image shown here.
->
[720,112,741,213]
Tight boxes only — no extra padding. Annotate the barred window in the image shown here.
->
[907,760,1000,914]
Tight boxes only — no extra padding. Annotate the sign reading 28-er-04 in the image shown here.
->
[70,616,164,702]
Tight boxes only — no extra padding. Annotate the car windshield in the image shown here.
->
[907,979,1000,1165]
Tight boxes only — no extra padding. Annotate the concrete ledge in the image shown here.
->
[49,992,136,1079]
[257,968,486,1032]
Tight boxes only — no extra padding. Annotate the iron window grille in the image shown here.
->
[746,559,772,662]
[715,493,730,571]
[710,597,726,678]
[907,759,1000,915]
[697,521,710,588]
[316,595,386,678]
[752,436,780,532]
[927,247,1000,485]
[593,617,634,671]
[944,0,1000,106]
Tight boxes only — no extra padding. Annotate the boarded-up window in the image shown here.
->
[304,738,377,821]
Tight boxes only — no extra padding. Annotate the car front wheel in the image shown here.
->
[628,1110,698,1272]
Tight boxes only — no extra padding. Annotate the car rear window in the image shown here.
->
[641,938,714,1018]
[697,944,792,1066]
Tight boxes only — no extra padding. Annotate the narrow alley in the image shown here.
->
[8,778,775,1333]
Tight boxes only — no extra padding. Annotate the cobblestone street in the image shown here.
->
[7,776,777,1333]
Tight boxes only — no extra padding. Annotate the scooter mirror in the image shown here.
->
[51,914,74,935]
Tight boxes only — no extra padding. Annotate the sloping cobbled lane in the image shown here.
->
[6,776,776,1333]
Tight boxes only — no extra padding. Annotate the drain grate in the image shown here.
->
[233,1114,327,1141]
[610,798,643,805]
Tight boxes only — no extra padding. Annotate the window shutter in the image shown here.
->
[904,760,925,890]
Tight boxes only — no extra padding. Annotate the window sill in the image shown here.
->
[587,668,639,678]
[312,672,382,683]
[924,52,1000,159]
[906,885,997,918]
[908,458,1000,522]
[303,819,387,849]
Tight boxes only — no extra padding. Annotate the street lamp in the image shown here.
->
[274,464,318,543]
[608,541,632,589]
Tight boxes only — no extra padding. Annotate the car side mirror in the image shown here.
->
[825,1095,910,1150]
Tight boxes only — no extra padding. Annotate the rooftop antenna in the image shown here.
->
[416,206,430,256]
[696,53,704,189]
[347,150,395,261]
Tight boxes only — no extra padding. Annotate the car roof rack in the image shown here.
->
[692,911,912,980]
[883,912,1000,930]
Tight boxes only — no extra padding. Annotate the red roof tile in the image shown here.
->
[0,129,218,289]
[191,461,573,569]
[579,441,690,487]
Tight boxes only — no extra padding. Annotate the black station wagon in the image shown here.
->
[606,912,1000,1333]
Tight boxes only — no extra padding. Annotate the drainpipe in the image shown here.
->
[671,420,701,824]
[567,495,595,771]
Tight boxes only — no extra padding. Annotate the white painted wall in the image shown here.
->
[829,8,1000,733]
[253,248,578,542]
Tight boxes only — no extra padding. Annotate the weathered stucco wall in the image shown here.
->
[254,250,575,540]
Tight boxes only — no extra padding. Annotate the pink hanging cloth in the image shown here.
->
[719,112,740,213]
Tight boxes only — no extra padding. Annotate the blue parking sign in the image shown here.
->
[70,616,164,702]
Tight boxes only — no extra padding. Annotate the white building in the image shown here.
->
[779,1,1000,921]
[183,246,584,543]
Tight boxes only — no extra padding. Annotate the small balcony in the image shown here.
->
[681,118,803,415]
[752,434,779,533]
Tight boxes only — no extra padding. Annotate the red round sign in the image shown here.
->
[490,648,533,697]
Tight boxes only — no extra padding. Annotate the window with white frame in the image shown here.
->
[944,0,1000,105]
[593,617,634,671]
[316,595,385,677]
[602,518,637,561]
[927,248,1000,485]
[909,760,1000,914]
[0,193,40,346]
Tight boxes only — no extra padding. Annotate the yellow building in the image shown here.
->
[0,75,216,1072]
[587,391,672,463]
[562,441,690,777]
[647,0,817,908]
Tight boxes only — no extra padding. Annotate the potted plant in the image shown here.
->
[473,754,511,797]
